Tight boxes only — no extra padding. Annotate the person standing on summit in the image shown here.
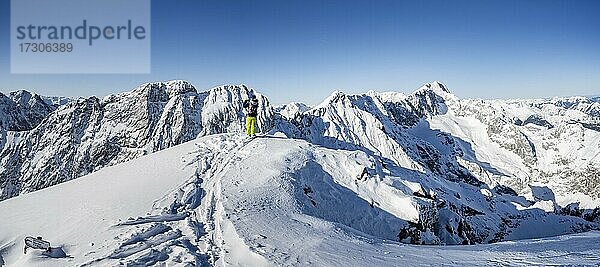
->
[243,94,259,138]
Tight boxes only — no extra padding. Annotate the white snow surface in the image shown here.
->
[2,80,600,266]
[1,134,599,266]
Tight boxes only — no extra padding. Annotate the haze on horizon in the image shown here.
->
[0,0,598,105]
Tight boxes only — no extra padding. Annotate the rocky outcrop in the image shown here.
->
[0,81,274,200]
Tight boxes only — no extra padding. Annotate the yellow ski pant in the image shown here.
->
[246,116,257,136]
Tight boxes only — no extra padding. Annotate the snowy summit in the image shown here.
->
[0,81,599,266]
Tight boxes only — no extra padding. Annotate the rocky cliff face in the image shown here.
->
[0,81,273,200]
[0,90,57,132]
[276,82,480,186]
[0,90,58,149]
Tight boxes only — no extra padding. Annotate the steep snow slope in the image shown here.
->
[0,81,273,201]
[276,83,484,187]
[276,82,600,222]
[0,134,599,266]
[0,135,199,266]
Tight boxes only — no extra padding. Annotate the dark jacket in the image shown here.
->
[244,98,259,117]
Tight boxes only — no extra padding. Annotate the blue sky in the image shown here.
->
[1,0,599,104]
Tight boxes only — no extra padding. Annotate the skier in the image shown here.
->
[243,94,259,138]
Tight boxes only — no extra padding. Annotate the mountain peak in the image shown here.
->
[9,89,36,104]
[164,80,196,92]
[419,81,451,94]
[315,90,347,108]
[132,80,197,101]
[209,84,251,94]
[413,81,458,104]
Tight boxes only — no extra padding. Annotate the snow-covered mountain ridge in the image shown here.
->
[0,80,599,251]
[2,80,599,206]
[278,81,600,198]
[0,133,598,266]
[0,81,273,200]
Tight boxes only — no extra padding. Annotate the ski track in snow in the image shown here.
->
[216,137,600,267]
[95,134,600,266]
[80,134,253,266]
[1,133,599,266]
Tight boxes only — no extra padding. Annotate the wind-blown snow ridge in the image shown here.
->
[0,134,599,266]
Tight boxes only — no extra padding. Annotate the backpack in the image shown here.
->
[248,99,259,115]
